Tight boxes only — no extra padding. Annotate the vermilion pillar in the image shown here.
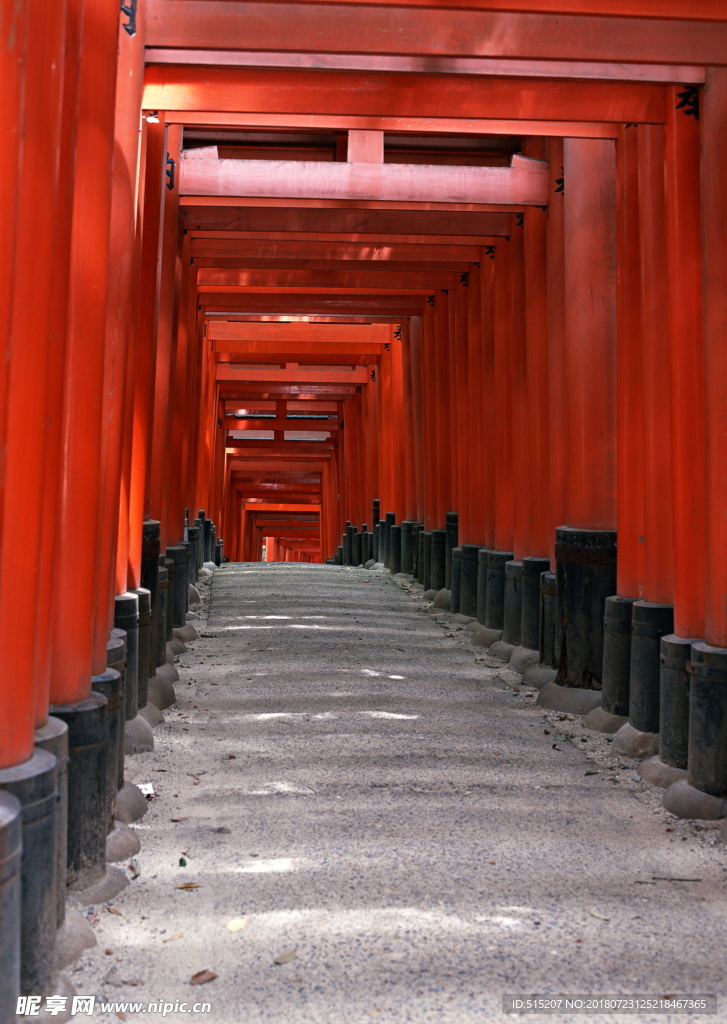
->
[509,220,529,561]
[615,124,645,600]
[148,124,183,552]
[563,138,617,531]
[0,0,65,760]
[97,2,146,659]
[524,207,550,559]
[665,87,705,640]
[702,68,727,649]
[638,124,674,606]
[50,0,121,700]
[546,137,567,569]
[493,239,514,552]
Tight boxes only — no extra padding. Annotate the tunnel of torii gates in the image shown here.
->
[4,0,727,1008]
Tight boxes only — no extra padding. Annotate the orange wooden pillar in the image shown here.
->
[127,118,167,591]
[148,124,183,553]
[0,0,66,762]
[545,137,567,570]
[702,69,727,650]
[493,239,514,555]
[638,125,674,608]
[50,0,122,700]
[478,256,497,551]
[664,87,705,642]
[408,316,425,524]
[615,124,646,602]
[523,207,550,561]
[551,137,618,695]
[563,138,617,535]
[659,70,727,815]
[462,257,485,545]
[509,220,529,562]
[96,3,146,654]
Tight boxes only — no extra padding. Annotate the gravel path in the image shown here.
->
[68,563,727,1023]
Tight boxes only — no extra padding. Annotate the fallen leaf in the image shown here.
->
[128,859,141,879]
[552,744,561,750]
[152,768,167,772]
[177,882,201,890]
[190,969,218,985]
[107,906,122,916]
[274,950,297,965]
[226,917,248,932]
[171,817,188,823]
[585,770,599,776]
[116,1013,127,1020]
[162,934,183,943]
[179,858,187,867]
[554,734,567,741]
[395,648,406,652]
[225,755,236,760]
[122,978,143,987]
[105,949,113,955]
[589,910,610,921]
[212,827,231,834]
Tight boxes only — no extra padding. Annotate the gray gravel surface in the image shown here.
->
[67,563,727,1023]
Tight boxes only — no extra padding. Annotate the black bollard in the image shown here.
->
[629,601,674,734]
[390,525,402,575]
[141,520,161,681]
[0,790,22,1020]
[459,545,481,619]
[214,540,222,566]
[193,518,204,572]
[384,512,396,569]
[353,530,363,566]
[660,635,698,770]
[554,526,617,689]
[412,523,422,578]
[109,629,128,795]
[346,525,356,566]
[539,572,557,668]
[166,545,189,629]
[115,592,139,722]
[521,557,550,651]
[91,660,123,834]
[165,556,175,642]
[401,521,414,574]
[336,545,343,565]
[377,520,386,563]
[485,550,514,630]
[502,561,523,646]
[361,524,369,565]
[49,694,108,891]
[686,644,727,799]
[476,548,490,624]
[372,500,380,539]
[445,511,458,590]
[450,548,462,614]
[431,529,446,592]
[600,596,639,716]
[141,519,160,637]
[153,561,168,674]
[203,518,213,563]
[133,587,151,710]
[187,525,200,583]
[0,750,58,997]
[421,531,432,590]
[34,717,68,928]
